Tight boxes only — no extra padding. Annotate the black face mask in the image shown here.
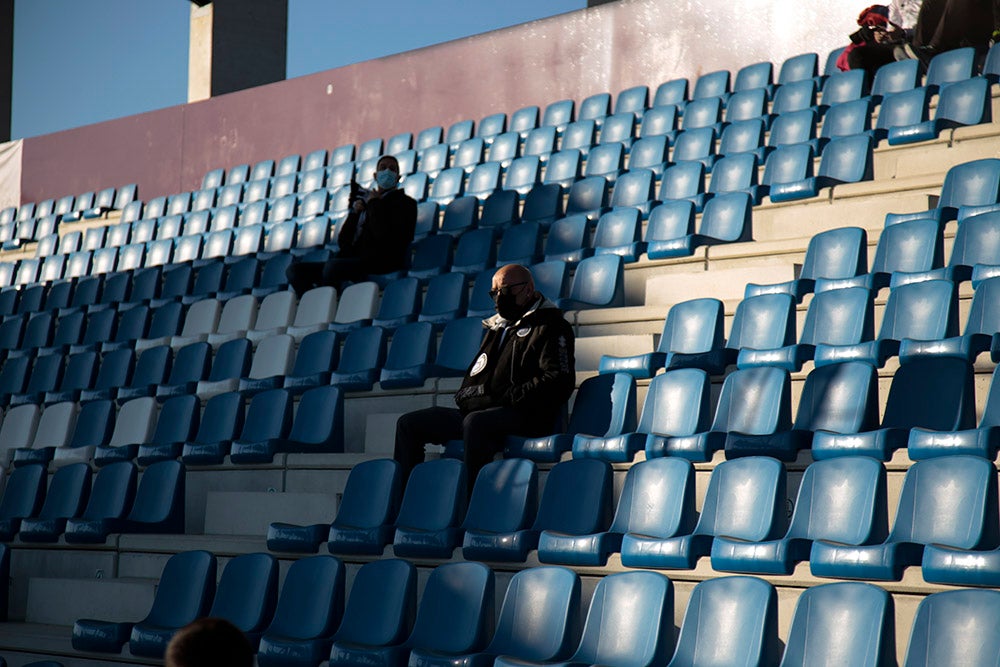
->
[494,293,529,321]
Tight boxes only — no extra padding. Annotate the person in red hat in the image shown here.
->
[840,4,911,77]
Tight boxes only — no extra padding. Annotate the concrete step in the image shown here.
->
[203,490,339,535]
[25,577,155,627]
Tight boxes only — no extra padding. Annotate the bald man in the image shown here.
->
[394,264,576,492]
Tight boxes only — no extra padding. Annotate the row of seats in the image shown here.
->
[0,184,136,251]
[67,546,1000,667]
[271,453,1000,588]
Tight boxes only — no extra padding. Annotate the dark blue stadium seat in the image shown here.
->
[328,558,416,667]
[113,344,171,403]
[780,582,895,667]
[497,222,542,267]
[153,341,211,400]
[133,394,199,466]
[902,589,1000,665]
[478,188,519,228]
[746,226,868,301]
[408,234,454,282]
[507,372,633,462]
[329,326,387,391]
[405,561,494,666]
[713,455,888,575]
[461,458,538,562]
[520,182,563,227]
[24,464,128,544]
[818,68,867,110]
[592,207,644,262]
[439,196,478,237]
[240,385,344,463]
[432,317,484,377]
[812,455,999,583]
[255,555,345,667]
[207,552,278,650]
[667,576,780,667]
[564,175,609,222]
[191,387,289,465]
[543,214,592,264]
[451,228,496,275]
[427,167,465,206]
[282,330,340,393]
[503,156,542,196]
[72,550,216,656]
[0,463,48,540]
[177,391,243,465]
[392,458,466,558]
[909,362,1000,460]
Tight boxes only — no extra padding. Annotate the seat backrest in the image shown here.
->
[376,277,421,323]
[167,341,211,385]
[265,555,344,639]
[821,68,866,106]
[609,169,655,209]
[394,458,466,531]
[668,576,779,667]
[762,143,814,187]
[0,464,46,520]
[965,276,1000,343]
[877,279,957,342]
[697,191,752,242]
[463,458,537,533]
[31,402,78,450]
[567,372,637,438]
[565,176,608,216]
[692,69,729,100]
[406,561,494,655]
[252,291,295,333]
[131,344,172,388]
[544,215,589,259]
[797,286,874,347]
[435,317,485,374]
[781,582,894,667]
[818,133,873,183]
[638,368,712,438]
[127,460,185,529]
[293,286,337,328]
[564,254,625,308]
[926,46,976,88]
[610,457,696,538]
[710,367,792,437]
[334,282,379,324]
[708,153,759,194]
[215,294,258,335]
[645,199,695,243]
[727,293,797,351]
[286,386,343,452]
[83,461,137,521]
[672,126,716,160]
[179,299,221,338]
[532,458,612,534]
[109,397,158,448]
[935,75,991,125]
[420,271,469,317]
[903,589,1000,666]
[485,566,581,662]
[498,222,542,266]
[793,361,880,435]
[800,226,868,281]
[38,462,91,520]
[660,160,706,200]
[889,455,999,549]
[654,78,688,107]
[938,158,1000,211]
[333,558,416,647]
[785,456,889,545]
[240,389,292,441]
[141,550,216,630]
[152,394,200,446]
[773,79,818,114]
[949,210,1000,269]
[248,334,294,380]
[334,458,401,530]
[571,571,674,667]
[0,404,41,454]
[640,105,678,138]
[694,456,787,540]
[336,326,387,374]
[529,260,570,302]
[68,400,115,449]
[875,87,930,131]
[290,330,340,378]
[628,135,670,170]
[193,391,244,445]
[208,552,278,635]
[778,52,818,84]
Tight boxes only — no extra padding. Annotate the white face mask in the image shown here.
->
[375,169,399,190]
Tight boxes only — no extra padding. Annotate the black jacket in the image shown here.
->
[337,188,417,275]
[454,297,576,426]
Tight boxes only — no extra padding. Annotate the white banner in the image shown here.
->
[0,139,22,211]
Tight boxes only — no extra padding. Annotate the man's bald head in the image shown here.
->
[493,264,534,290]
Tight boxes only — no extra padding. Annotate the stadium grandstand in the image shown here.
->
[2,0,1000,664]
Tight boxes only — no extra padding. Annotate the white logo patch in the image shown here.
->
[470,353,488,376]
[516,327,531,338]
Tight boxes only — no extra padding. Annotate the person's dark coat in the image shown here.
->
[336,188,417,275]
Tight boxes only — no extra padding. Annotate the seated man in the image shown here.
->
[394,263,576,492]
[286,154,417,294]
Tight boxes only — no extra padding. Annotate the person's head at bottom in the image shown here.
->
[165,617,253,667]
[490,264,539,321]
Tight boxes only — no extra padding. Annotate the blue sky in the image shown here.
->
[10,0,586,140]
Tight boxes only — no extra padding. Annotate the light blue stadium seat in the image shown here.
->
[768,133,873,201]
[506,372,630,462]
[747,226,868,301]
[543,214,592,264]
[608,167,658,218]
[778,52,819,85]
[909,359,1000,461]
[427,167,465,206]
[671,126,718,170]
[727,292,797,368]
[818,68,867,111]
[584,143,625,183]
[599,111,637,149]
[692,69,730,101]
[478,112,507,142]
[256,555,345,667]
[466,161,502,200]
[707,153,765,203]
[872,86,932,144]
[561,119,596,158]
[392,458,466,558]
[638,369,717,459]
[542,99,574,133]
[903,589,1000,665]
[522,125,555,161]
[715,455,888,575]
[503,156,542,195]
[667,576,780,667]
[642,200,694,261]
[73,550,216,656]
[724,88,770,130]
[721,366,803,461]
[628,135,670,178]
[772,79,818,115]
[658,160,708,211]
[564,175,610,222]
[813,455,1000,583]
[779,582,895,667]
[579,92,611,125]
[405,562,494,667]
[870,58,921,104]
[556,253,624,310]
[461,458,538,562]
[616,84,649,119]
[482,566,580,666]
[592,208,643,262]
[452,228,497,275]
[924,45,975,90]
[899,210,1000,287]
[654,77,688,107]
[640,104,680,143]
[766,108,821,154]
[207,552,278,650]
[509,570,673,667]
[890,77,990,145]
[328,558,416,667]
[329,326,387,391]
[719,118,767,161]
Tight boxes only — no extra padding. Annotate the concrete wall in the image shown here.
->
[19,0,858,203]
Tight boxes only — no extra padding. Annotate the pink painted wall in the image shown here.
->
[20,0,857,203]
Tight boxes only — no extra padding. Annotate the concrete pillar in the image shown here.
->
[0,0,13,141]
[187,0,288,103]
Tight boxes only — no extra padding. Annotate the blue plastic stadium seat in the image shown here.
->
[667,576,780,667]
[768,134,873,201]
[269,458,400,554]
[184,388,286,465]
[659,188,752,255]
[925,46,976,90]
[405,561,494,667]
[392,458,466,558]
[378,321,435,389]
[600,298,727,377]
[714,455,888,575]
[234,385,343,463]
[628,135,670,178]
[438,196,478,236]
[773,80,818,116]
[23,461,131,543]
[902,589,1000,665]
[329,326,387,391]
[513,570,673,667]
[813,356,975,460]
[0,464,48,540]
[779,582,895,667]
[727,292,797,368]
[505,373,629,462]
[708,153,766,203]
[256,555,345,667]
[871,86,932,144]
[49,399,116,467]
[671,126,718,170]
[408,234,454,282]
[461,458,538,562]
[478,189,519,227]
[497,222,542,267]
[895,210,1000,288]
[933,158,1000,221]
[556,254,625,311]
[778,52,819,85]
[890,77,990,145]
[584,143,625,182]
[561,120,596,157]
[719,118,767,161]
[328,558,416,667]
[746,226,868,301]
[503,156,542,195]
[812,455,999,582]
[638,369,714,460]
[724,88,770,129]
[901,275,1000,364]
[818,68,867,110]
[418,272,469,326]
[643,199,694,259]
[909,363,1000,460]
[543,214,591,264]
[592,208,644,262]
[432,317,484,377]
[72,550,216,655]
[564,175,609,222]
[208,552,278,650]
[520,183,563,227]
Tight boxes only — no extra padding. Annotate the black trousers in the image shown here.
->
[846,42,899,80]
[394,406,548,494]
[285,256,368,295]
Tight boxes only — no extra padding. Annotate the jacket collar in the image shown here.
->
[482,297,557,331]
